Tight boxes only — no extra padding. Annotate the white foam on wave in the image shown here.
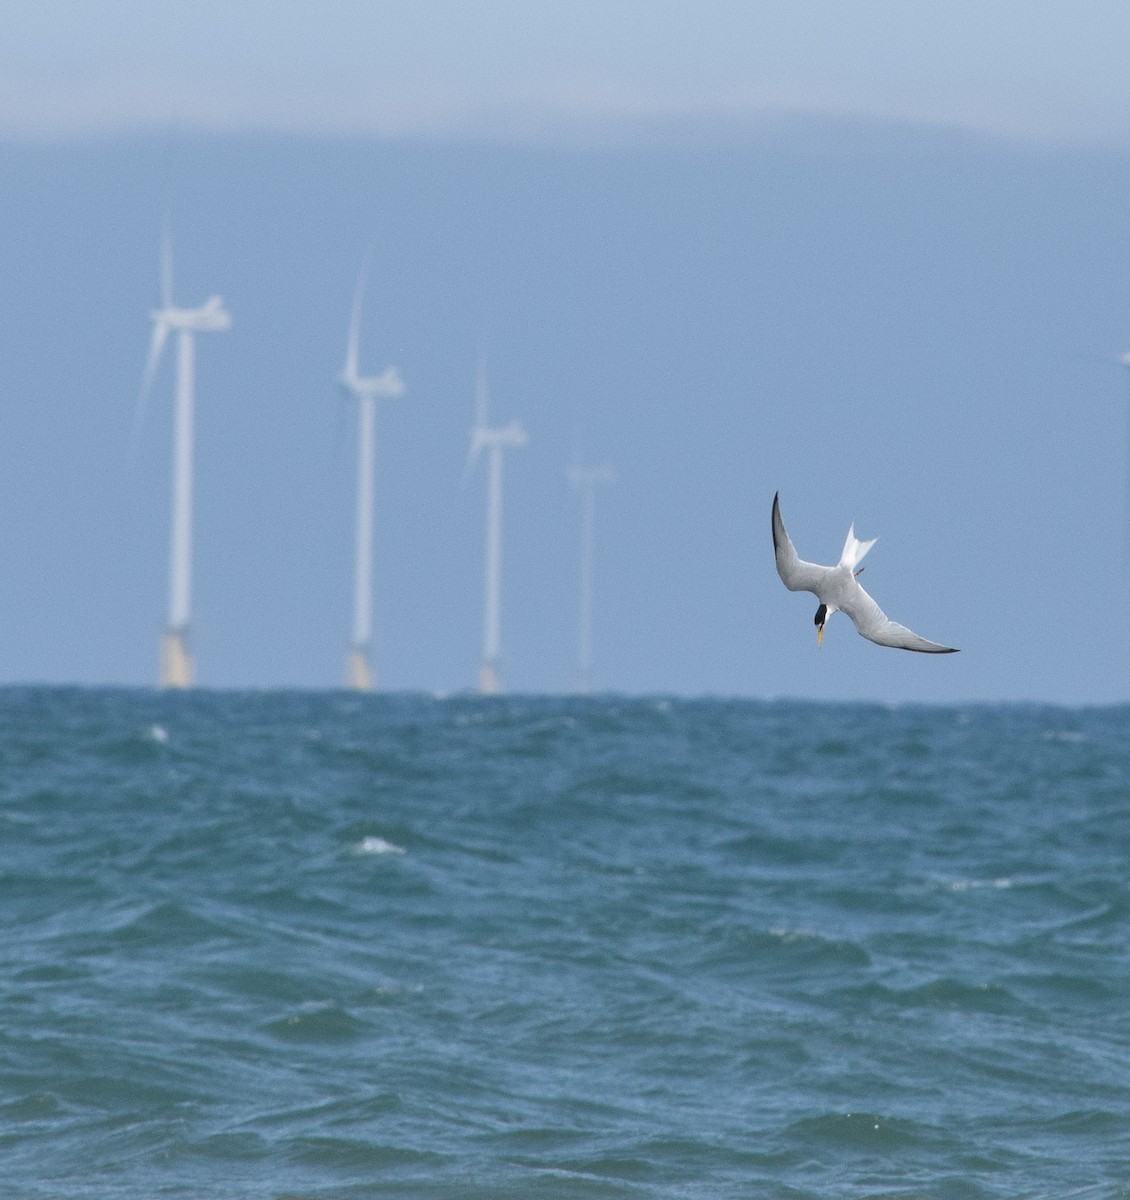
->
[947,877,1013,892]
[356,836,406,856]
[147,724,169,744]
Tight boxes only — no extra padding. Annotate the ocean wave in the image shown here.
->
[263,1003,369,1044]
[785,1110,951,1153]
[353,835,406,855]
[836,976,1027,1016]
[697,924,871,974]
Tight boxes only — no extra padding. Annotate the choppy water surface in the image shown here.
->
[1,688,1128,1198]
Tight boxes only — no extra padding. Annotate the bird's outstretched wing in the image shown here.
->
[772,492,831,595]
[838,575,958,654]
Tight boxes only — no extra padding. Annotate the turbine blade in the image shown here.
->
[332,388,350,460]
[344,261,368,381]
[462,432,483,483]
[160,227,174,307]
[474,357,489,429]
[137,321,170,434]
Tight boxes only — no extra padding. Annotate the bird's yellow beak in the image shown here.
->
[817,625,824,647]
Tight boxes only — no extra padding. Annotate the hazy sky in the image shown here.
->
[3,4,1130,702]
[5,1,1130,144]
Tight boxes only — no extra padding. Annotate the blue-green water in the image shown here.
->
[2,689,1129,1198]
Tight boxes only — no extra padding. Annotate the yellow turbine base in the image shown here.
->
[478,661,501,695]
[347,648,373,692]
[160,630,194,689]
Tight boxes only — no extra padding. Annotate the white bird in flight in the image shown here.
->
[772,492,958,654]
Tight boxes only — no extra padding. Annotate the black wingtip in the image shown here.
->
[771,492,781,552]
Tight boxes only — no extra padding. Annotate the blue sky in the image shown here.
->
[5,2,1130,144]
[3,4,1130,702]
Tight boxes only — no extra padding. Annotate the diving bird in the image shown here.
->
[772,492,958,654]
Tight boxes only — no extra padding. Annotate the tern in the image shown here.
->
[772,492,958,653]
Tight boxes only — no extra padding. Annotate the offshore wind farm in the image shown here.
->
[135,228,599,697]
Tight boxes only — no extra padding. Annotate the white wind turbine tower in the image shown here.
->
[466,362,527,695]
[569,463,614,693]
[140,233,231,689]
[338,263,406,691]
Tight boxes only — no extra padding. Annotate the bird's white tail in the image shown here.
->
[838,523,877,569]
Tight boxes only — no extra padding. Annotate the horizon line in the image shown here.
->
[0,681,1120,709]
[0,104,1126,155]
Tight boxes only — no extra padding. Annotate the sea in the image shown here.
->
[2,688,1129,1199]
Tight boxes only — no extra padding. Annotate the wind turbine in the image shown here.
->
[466,362,526,694]
[140,233,230,689]
[337,262,406,691]
[569,463,614,694]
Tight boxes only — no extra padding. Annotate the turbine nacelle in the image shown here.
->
[197,295,232,331]
[474,421,528,450]
[339,365,406,401]
[465,420,527,477]
[140,265,231,428]
[149,296,232,334]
